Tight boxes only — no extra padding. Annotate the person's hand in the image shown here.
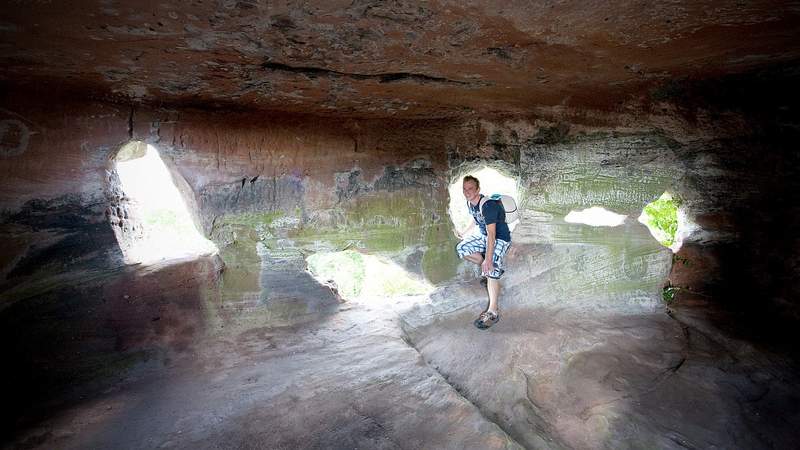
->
[481,259,492,276]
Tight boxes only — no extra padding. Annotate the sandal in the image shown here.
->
[474,310,499,329]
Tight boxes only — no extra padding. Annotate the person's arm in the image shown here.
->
[482,223,496,275]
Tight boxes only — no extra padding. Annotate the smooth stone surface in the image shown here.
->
[8,295,522,450]
[403,283,800,450]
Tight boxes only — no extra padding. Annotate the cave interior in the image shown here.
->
[2,1,800,449]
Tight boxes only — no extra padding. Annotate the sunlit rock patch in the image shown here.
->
[306,249,432,301]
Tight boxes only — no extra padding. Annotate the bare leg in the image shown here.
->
[464,252,499,317]
[487,278,500,314]
[464,253,484,265]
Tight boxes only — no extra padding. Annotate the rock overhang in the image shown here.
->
[1,0,799,118]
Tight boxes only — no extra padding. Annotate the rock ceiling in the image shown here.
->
[2,0,799,118]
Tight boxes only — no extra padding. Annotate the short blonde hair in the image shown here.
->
[463,175,480,189]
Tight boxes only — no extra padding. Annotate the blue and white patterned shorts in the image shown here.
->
[455,234,511,279]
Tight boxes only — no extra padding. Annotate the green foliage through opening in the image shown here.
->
[639,192,680,248]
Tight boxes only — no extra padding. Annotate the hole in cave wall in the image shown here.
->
[638,192,688,252]
[108,141,217,264]
[305,249,432,302]
[564,206,628,227]
[447,165,521,235]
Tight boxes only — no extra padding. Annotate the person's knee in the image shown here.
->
[465,253,483,264]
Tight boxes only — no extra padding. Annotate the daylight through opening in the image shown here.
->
[448,166,520,234]
[306,250,432,302]
[113,142,217,264]
[638,192,682,252]
[564,207,627,227]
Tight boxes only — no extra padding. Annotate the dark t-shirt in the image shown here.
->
[468,195,512,242]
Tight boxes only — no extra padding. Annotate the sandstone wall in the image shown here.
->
[2,82,799,436]
[0,95,465,429]
[400,116,800,449]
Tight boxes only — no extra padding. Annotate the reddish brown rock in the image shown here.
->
[2,1,799,118]
[1,2,800,449]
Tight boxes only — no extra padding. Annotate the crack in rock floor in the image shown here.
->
[8,284,800,450]
[403,290,800,450]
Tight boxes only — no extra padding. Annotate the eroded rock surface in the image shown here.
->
[2,1,799,117]
[9,294,523,450]
[0,47,800,448]
[403,258,800,449]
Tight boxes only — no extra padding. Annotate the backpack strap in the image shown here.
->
[468,195,485,220]
[478,196,488,220]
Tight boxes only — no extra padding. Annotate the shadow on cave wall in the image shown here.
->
[672,132,800,354]
[664,64,800,354]
[0,151,224,439]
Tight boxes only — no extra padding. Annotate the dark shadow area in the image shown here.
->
[0,255,221,444]
[671,129,800,356]
[1,195,124,286]
[651,60,800,127]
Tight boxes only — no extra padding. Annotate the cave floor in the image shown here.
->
[8,282,800,450]
[10,293,521,450]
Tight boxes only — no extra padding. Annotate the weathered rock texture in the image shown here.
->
[402,120,800,448]
[0,94,467,439]
[2,1,800,118]
[2,1,800,449]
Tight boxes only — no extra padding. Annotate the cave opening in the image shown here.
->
[111,141,217,264]
[638,192,682,251]
[447,165,520,235]
[564,206,628,227]
[306,249,432,302]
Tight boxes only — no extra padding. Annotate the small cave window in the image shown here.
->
[306,250,431,301]
[564,207,627,227]
[638,192,681,251]
[111,141,217,264]
[447,166,520,234]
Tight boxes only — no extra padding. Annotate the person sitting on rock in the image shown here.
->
[455,175,511,329]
